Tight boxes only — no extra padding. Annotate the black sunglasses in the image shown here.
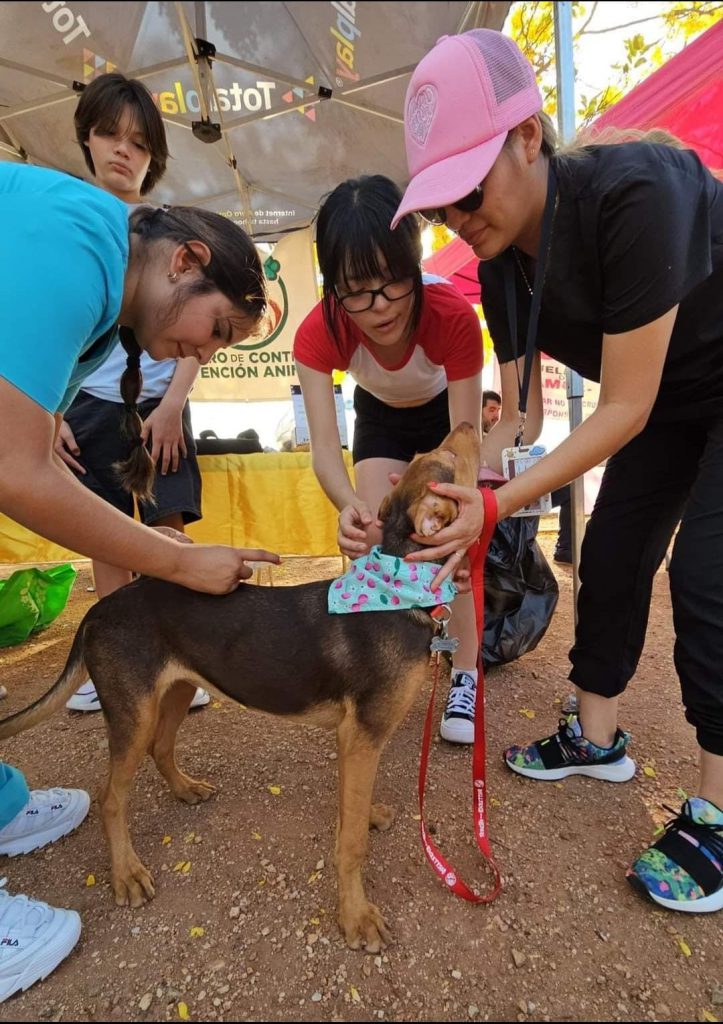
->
[419,183,484,226]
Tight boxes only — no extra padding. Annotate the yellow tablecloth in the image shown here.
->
[0,452,354,564]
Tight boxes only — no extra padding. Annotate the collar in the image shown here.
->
[328,545,457,615]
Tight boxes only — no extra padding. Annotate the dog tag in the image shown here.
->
[430,636,460,655]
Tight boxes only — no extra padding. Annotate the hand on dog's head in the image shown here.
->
[377,423,480,558]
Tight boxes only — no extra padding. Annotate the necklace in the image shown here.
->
[512,246,533,296]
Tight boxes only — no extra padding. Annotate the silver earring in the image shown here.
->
[168,271,179,283]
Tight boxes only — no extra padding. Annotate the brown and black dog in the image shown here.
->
[0,423,480,952]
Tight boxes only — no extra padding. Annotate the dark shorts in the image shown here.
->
[64,391,202,526]
[352,386,450,465]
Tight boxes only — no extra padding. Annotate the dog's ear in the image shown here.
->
[377,492,393,523]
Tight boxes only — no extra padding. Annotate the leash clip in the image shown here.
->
[430,603,452,628]
[429,604,457,659]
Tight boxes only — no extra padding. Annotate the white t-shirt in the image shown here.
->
[79,343,177,403]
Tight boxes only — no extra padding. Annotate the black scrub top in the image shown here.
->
[478,142,723,422]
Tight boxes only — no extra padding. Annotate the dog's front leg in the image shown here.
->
[335,711,392,953]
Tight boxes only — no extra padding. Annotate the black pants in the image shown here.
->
[569,415,723,754]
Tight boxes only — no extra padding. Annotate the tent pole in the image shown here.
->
[554,1,584,628]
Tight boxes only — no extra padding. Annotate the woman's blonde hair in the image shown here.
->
[535,110,687,156]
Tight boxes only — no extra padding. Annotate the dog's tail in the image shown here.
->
[0,621,89,740]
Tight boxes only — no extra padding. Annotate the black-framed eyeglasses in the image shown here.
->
[335,278,415,313]
[419,183,484,226]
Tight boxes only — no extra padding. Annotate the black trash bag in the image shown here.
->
[482,515,559,669]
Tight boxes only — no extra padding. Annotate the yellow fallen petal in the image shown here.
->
[237,703,247,710]
[350,986,361,1003]
[643,765,657,778]
[178,1002,190,1020]
[86,874,96,887]
[490,797,502,807]
[310,917,320,925]
[701,1011,718,1022]
[257,877,266,888]
[181,861,192,875]
[251,831,262,840]
[268,785,282,796]
[211,701,222,709]
[519,708,536,719]
[308,870,321,884]
[189,926,205,938]
[410,814,421,821]
[677,937,692,957]
[554,783,564,790]
[185,832,195,844]
[162,835,172,846]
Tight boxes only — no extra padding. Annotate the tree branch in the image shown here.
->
[583,15,672,34]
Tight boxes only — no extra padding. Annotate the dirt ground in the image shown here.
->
[1,536,722,1024]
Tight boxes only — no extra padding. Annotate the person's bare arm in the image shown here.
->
[141,357,200,474]
[0,380,279,593]
[296,361,373,556]
[408,307,678,580]
[447,374,482,433]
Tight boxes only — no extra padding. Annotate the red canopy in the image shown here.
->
[593,19,723,170]
[424,20,723,291]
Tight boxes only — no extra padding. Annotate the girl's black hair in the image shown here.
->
[315,175,424,344]
[75,72,168,195]
[115,207,267,500]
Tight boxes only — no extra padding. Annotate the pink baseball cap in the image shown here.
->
[392,30,542,228]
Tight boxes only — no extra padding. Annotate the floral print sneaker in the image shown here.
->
[627,797,723,913]
[504,714,636,783]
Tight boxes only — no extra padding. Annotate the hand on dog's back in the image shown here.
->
[170,544,281,594]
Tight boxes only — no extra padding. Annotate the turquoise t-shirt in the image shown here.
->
[0,163,129,414]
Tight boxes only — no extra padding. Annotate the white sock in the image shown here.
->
[452,667,478,684]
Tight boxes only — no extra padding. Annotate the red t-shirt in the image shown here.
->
[294,278,483,404]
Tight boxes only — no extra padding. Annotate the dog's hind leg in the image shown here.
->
[151,681,216,804]
[101,694,159,908]
[335,710,392,953]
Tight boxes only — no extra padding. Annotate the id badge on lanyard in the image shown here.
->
[501,166,558,517]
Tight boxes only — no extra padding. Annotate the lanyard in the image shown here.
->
[503,165,558,445]
[419,487,501,903]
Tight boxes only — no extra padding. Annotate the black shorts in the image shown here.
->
[64,391,202,526]
[352,386,450,464]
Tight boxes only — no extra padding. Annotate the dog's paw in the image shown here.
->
[340,901,392,953]
[112,862,155,908]
[369,803,396,832]
[172,776,217,804]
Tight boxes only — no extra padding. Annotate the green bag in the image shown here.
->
[0,564,77,649]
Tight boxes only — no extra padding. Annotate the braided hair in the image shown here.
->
[114,206,267,500]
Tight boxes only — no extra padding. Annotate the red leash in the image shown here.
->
[419,487,502,902]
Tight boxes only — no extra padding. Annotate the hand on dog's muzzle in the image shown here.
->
[404,481,488,588]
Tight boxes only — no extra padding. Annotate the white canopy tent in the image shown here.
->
[0,1,510,238]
